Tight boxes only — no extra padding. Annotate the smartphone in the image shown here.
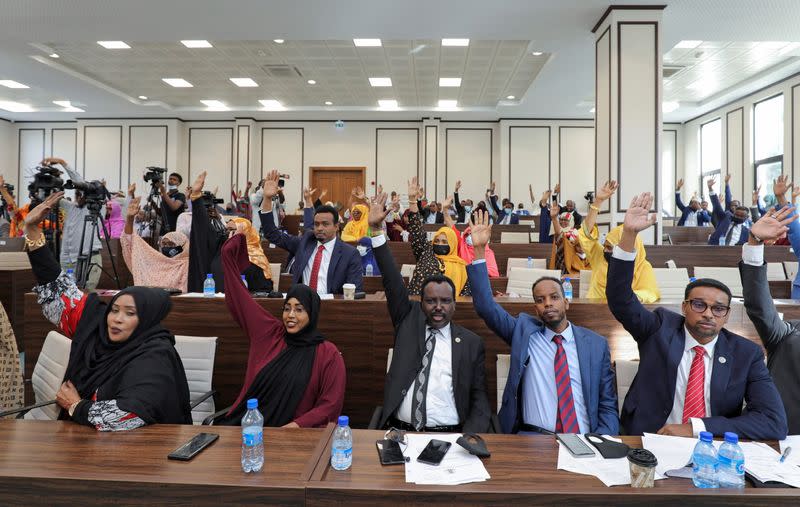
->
[556,433,595,458]
[416,439,452,466]
[167,432,219,461]
[354,291,366,300]
[278,178,285,188]
[376,439,406,465]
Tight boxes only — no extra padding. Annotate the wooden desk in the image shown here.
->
[0,419,327,506]
[663,226,712,245]
[306,430,797,505]
[423,223,535,243]
[0,268,35,351]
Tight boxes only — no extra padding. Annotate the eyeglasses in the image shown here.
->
[684,299,730,317]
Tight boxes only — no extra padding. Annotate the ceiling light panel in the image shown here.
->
[354,39,382,47]
[201,99,228,110]
[369,77,392,87]
[259,99,285,110]
[442,39,469,47]
[0,80,29,89]
[439,77,462,87]
[675,40,703,49]
[378,99,398,109]
[162,78,193,87]
[181,40,213,48]
[0,101,34,112]
[97,41,130,49]
[230,77,258,87]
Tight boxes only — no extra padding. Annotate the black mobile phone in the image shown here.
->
[354,291,366,300]
[416,439,452,466]
[556,433,595,458]
[167,432,219,461]
[376,439,406,465]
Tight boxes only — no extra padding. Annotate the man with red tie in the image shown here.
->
[260,170,363,295]
[606,191,787,440]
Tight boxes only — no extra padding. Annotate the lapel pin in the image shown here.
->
[455,337,461,343]
[718,357,726,364]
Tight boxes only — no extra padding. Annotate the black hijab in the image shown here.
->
[64,287,192,424]
[221,284,325,426]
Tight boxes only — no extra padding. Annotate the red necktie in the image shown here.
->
[682,346,707,423]
[308,244,325,290]
[553,335,580,433]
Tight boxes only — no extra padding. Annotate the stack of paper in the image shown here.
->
[403,433,490,485]
[556,434,665,486]
[780,435,800,467]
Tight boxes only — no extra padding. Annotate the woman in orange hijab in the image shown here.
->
[548,204,590,277]
[341,204,370,242]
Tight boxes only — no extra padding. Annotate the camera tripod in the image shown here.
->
[74,200,121,290]
[141,182,172,248]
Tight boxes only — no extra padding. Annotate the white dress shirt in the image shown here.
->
[742,243,764,266]
[396,324,460,427]
[684,210,699,226]
[666,328,716,435]
[302,236,336,295]
[723,223,744,245]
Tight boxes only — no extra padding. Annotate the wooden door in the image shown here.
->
[309,167,366,215]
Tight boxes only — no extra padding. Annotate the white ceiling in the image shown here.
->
[0,0,799,122]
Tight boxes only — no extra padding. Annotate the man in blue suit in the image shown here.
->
[707,177,750,245]
[259,170,363,295]
[675,178,711,226]
[607,191,787,440]
[466,209,618,435]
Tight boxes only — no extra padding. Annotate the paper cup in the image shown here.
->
[343,283,356,300]
[627,448,657,488]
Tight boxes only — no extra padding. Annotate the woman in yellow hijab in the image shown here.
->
[341,204,370,242]
[577,180,660,303]
[228,217,272,281]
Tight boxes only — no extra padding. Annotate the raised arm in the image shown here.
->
[406,177,433,262]
[260,170,301,252]
[453,180,464,219]
[724,173,732,211]
[442,195,456,228]
[707,178,726,221]
[0,175,15,211]
[675,178,687,212]
[582,180,617,235]
[549,202,562,237]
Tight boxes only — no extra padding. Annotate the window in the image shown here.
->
[700,118,722,198]
[754,94,784,203]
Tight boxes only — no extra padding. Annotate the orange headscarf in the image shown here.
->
[341,204,369,242]
[433,226,468,295]
[229,217,271,280]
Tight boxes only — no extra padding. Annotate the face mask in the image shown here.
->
[161,245,183,257]
[356,245,368,256]
[464,205,473,213]
[603,251,613,263]
[465,235,473,247]
[168,185,177,191]
[731,216,745,225]
[432,244,450,256]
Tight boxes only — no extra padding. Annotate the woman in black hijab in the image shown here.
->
[24,192,191,431]
[216,232,345,427]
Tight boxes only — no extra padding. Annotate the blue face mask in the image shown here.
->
[465,235,473,247]
[464,205,473,213]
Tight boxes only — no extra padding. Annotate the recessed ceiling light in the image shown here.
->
[0,80,29,89]
[506,95,516,100]
[181,40,213,48]
[442,38,469,47]
[307,79,316,85]
[675,40,703,49]
[324,101,333,105]
[138,95,148,100]
[273,39,284,44]
[97,41,130,49]
[532,51,543,56]
[259,99,285,111]
[369,77,392,87]
[378,99,398,109]
[230,77,259,87]
[201,99,229,111]
[55,101,84,112]
[353,39,382,47]
[439,77,462,87]
[662,101,680,113]
[162,78,193,88]
[49,53,59,58]
[438,100,458,108]
[0,101,34,112]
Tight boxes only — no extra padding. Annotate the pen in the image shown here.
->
[780,446,792,463]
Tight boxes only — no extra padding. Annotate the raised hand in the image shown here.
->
[752,185,761,205]
[725,173,731,184]
[41,157,67,167]
[595,180,618,202]
[490,181,496,194]
[540,189,552,204]
[706,177,716,192]
[554,183,561,195]
[750,205,797,243]
[622,192,657,233]
[407,176,422,201]
[455,180,461,193]
[442,195,454,210]
[25,191,64,228]
[262,170,280,199]
[303,186,317,206]
[368,192,390,228]
[549,202,559,219]
[0,175,5,187]
[376,184,383,196]
[126,197,141,218]
[319,188,328,200]
[191,171,207,194]
[127,183,136,197]
[676,178,684,191]
[792,185,800,203]
[470,209,492,248]
[773,174,791,198]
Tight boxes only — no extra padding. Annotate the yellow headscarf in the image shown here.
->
[341,204,369,242]
[433,226,468,295]
[577,224,659,303]
[230,217,272,280]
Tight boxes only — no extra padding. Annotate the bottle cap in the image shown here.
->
[246,398,258,410]
[724,432,738,444]
[564,277,570,281]
[699,431,713,442]
[337,415,349,426]
[207,273,213,278]
[241,274,246,280]
[66,268,74,273]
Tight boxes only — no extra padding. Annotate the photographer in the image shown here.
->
[158,172,185,235]
[0,176,15,237]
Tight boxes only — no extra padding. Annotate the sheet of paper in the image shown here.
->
[556,434,663,487]
[641,433,698,476]
[177,292,225,298]
[779,435,800,467]
[402,433,490,485]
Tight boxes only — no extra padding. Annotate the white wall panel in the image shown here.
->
[0,122,13,191]
[83,126,122,190]
[445,129,492,208]
[509,126,549,210]
[726,109,744,203]
[236,125,250,193]
[662,130,677,215]
[189,128,233,201]
[595,27,612,214]
[51,128,77,163]
[792,85,800,182]
[376,128,418,200]
[18,129,45,202]
[424,126,438,200]
[128,126,167,186]
[558,127,594,210]
[261,128,303,211]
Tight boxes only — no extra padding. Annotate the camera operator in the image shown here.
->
[158,172,185,235]
[0,175,23,237]
[249,173,286,235]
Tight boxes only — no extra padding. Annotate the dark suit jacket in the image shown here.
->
[606,256,787,440]
[675,192,711,226]
[740,259,800,434]
[489,195,520,225]
[708,193,749,245]
[418,201,444,224]
[260,207,363,294]
[373,239,491,432]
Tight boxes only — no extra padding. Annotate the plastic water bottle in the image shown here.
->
[527,256,533,269]
[365,264,373,276]
[717,432,745,488]
[330,415,353,471]
[203,273,215,297]
[691,431,719,488]
[719,236,726,246]
[65,268,75,281]
[562,278,573,300]
[241,274,248,289]
[241,398,264,473]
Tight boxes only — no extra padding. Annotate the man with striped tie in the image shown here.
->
[467,209,619,435]
[606,191,787,440]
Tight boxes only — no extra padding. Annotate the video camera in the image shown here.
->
[584,191,595,204]
[64,179,108,202]
[200,190,224,209]
[28,164,65,205]
[143,166,167,185]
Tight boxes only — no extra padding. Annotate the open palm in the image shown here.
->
[751,205,797,242]
[623,192,657,232]
[368,192,390,228]
[470,210,492,247]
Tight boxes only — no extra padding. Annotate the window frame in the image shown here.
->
[699,117,722,199]
[752,93,784,196]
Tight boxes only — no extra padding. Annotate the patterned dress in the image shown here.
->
[0,302,23,416]
[406,211,471,296]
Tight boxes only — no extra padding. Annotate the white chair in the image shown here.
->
[693,267,743,297]
[506,257,547,272]
[579,269,593,298]
[174,335,218,425]
[400,264,416,281]
[0,252,31,270]
[767,262,787,281]
[500,232,531,244]
[784,261,798,281]
[269,263,282,291]
[614,359,640,415]
[653,268,690,301]
[496,354,510,414]
[665,259,677,269]
[505,267,562,297]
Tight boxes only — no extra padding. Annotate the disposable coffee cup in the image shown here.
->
[627,448,657,488]
[343,283,356,300]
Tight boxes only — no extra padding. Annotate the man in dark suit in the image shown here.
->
[739,205,800,434]
[467,209,618,434]
[707,178,750,245]
[367,192,490,433]
[490,192,520,225]
[419,199,444,224]
[675,178,711,226]
[260,170,363,295]
[607,191,787,440]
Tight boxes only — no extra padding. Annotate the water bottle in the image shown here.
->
[203,273,215,297]
[719,236,726,246]
[65,268,75,281]
[365,264,373,276]
[691,431,719,488]
[717,432,745,488]
[330,415,353,471]
[241,274,248,289]
[527,256,533,269]
[562,278,573,300]
[241,398,264,473]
